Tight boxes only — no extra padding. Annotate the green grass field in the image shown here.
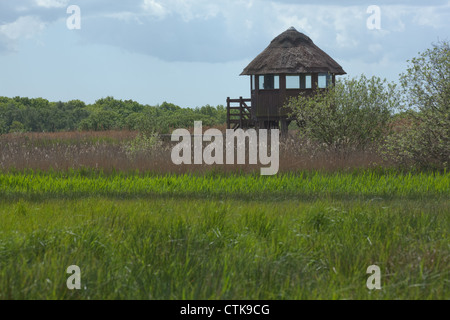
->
[0,170,448,299]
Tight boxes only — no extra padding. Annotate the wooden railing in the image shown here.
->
[226,97,252,130]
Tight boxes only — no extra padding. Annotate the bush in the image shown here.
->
[384,41,450,169]
[9,121,25,133]
[286,75,399,154]
[122,132,162,159]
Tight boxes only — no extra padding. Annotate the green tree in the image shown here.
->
[385,41,449,169]
[286,75,399,153]
[79,110,121,131]
[9,121,25,133]
[0,118,7,134]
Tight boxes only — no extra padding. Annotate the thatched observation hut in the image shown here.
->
[227,27,346,133]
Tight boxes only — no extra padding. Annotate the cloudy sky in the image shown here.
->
[0,0,449,108]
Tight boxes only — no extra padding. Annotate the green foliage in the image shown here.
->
[0,170,448,200]
[78,109,122,131]
[286,75,399,153]
[134,103,227,134]
[0,97,91,133]
[0,118,7,134]
[0,96,227,134]
[124,113,146,131]
[122,132,162,159]
[385,41,450,169]
[9,121,25,133]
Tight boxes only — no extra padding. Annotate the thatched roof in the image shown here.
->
[241,27,346,76]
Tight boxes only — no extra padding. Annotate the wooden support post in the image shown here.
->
[239,96,243,129]
[280,74,286,119]
[227,97,230,130]
[280,119,291,139]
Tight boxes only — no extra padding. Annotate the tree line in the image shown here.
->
[0,97,227,134]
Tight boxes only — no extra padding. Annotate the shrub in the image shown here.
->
[122,131,162,159]
[9,121,26,133]
[384,41,450,169]
[286,75,399,155]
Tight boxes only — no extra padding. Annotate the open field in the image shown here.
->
[0,170,448,299]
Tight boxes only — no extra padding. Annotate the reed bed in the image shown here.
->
[0,170,448,201]
[0,131,447,300]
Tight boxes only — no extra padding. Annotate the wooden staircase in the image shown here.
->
[226,97,253,130]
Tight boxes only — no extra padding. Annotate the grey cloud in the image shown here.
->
[0,0,143,24]
[78,12,267,63]
[1,0,60,23]
[0,0,448,63]
[62,0,450,63]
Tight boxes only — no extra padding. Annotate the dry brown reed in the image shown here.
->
[0,130,389,174]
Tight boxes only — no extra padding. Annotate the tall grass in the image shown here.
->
[0,132,448,300]
[0,130,388,173]
[0,170,448,201]
[0,198,448,299]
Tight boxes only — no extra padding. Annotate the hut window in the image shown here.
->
[259,75,279,90]
[251,75,256,91]
[318,73,332,88]
[286,75,300,89]
[274,75,280,89]
[286,74,312,89]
